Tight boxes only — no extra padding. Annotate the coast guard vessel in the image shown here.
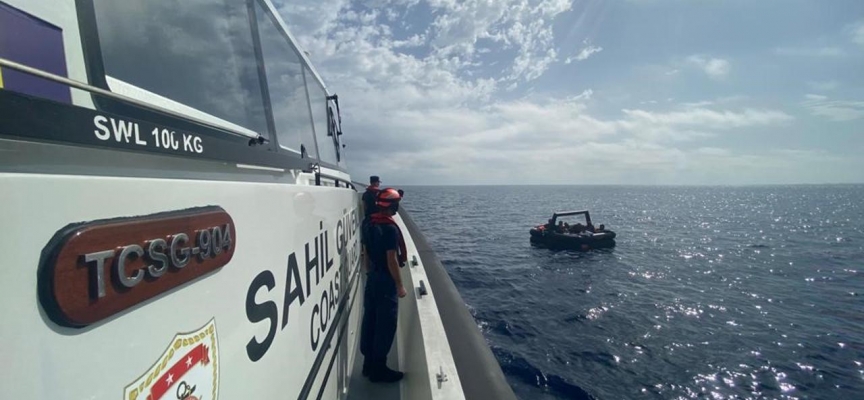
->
[0,0,515,399]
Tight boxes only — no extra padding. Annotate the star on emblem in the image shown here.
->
[166,373,174,385]
[186,356,193,367]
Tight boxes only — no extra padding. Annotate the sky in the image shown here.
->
[274,0,864,185]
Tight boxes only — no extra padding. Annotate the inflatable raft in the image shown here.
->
[529,210,616,250]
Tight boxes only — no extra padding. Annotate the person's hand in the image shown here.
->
[397,285,407,298]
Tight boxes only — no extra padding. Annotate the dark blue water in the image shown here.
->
[401,185,864,400]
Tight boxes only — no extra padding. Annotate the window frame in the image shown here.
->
[253,0,340,166]
[252,0,319,159]
[72,0,345,172]
[305,70,339,165]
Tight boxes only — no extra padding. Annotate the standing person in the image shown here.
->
[360,188,408,383]
[362,176,382,218]
[360,176,382,271]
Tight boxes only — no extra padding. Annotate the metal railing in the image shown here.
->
[0,57,265,144]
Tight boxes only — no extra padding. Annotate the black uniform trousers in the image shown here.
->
[359,269,398,367]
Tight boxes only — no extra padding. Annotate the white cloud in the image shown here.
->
[565,45,603,64]
[278,0,573,84]
[849,20,864,46]
[269,0,858,185]
[391,34,426,48]
[617,107,792,142]
[802,94,864,121]
[773,46,846,57]
[679,95,747,109]
[807,80,839,91]
[273,0,349,37]
[511,47,558,81]
[348,90,796,179]
[686,55,730,79]
[621,108,792,128]
[423,0,573,82]
[804,94,827,101]
[679,100,713,108]
[571,89,594,101]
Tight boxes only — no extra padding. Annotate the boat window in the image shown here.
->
[254,2,317,155]
[0,3,71,104]
[307,73,339,165]
[91,0,268,136]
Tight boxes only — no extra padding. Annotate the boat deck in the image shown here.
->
[345,319,402,400]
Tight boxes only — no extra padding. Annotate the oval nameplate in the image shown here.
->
[39,206,236,328]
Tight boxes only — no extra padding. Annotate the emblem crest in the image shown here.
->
[124,319,219,400]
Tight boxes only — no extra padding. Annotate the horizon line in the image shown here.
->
[380,182,864,187]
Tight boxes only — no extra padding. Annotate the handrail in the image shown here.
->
[304,164,355,190]
[319,173,355,190]
[296,261,362,399]
[0,57,266,144]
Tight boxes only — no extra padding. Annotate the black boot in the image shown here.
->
[362,357,381,377]
[369,364,404,383]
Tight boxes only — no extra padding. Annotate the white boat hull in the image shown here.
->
[0,167,361,399]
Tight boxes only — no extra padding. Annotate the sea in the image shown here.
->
[400,185,864,400]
